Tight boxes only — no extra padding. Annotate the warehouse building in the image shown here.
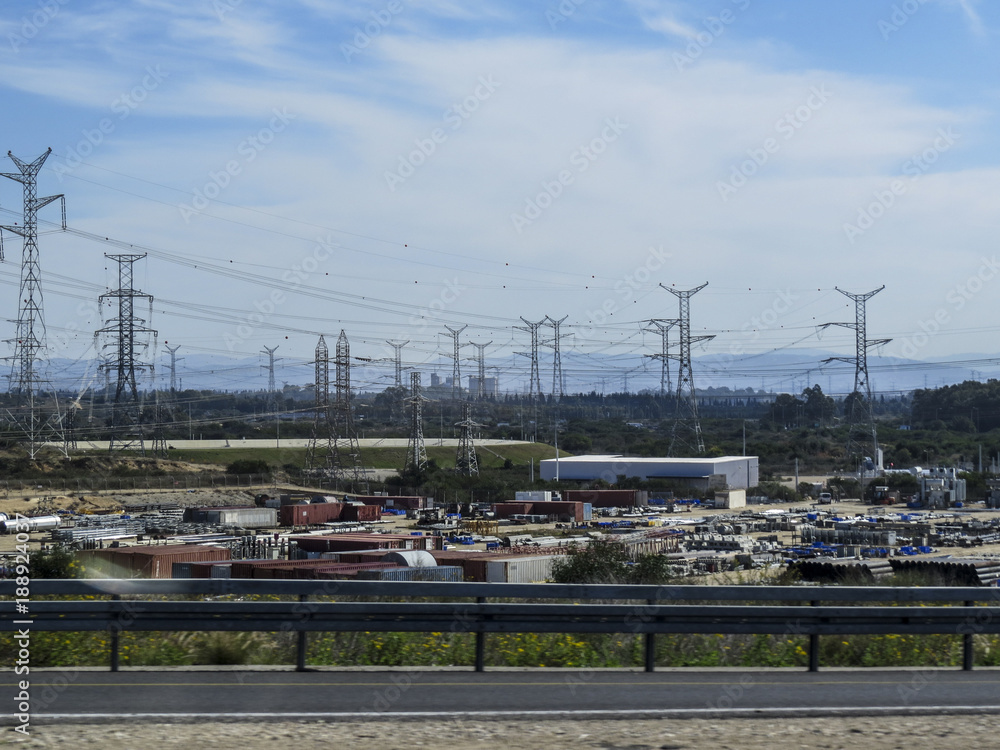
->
[539,455,758,490]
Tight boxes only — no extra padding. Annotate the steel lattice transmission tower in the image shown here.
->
[96,254,159,455]
[454,401,480,476]
[1,148,68,458]
[822,286,890,467]
[305,335,334,475]
[516,317,544,400]
[334,330,366,487]
[467,341,492,399]
[644,319,679,396]
[305,333,367,488]
[442,325,467,400]
[261,345,280,413]
[404,371,429,474]
[659,283,714,455]
[543,315,570,400]
[385,340,408,389]
[164,345,182,392]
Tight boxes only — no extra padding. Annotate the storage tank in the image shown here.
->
[2,515,60,533]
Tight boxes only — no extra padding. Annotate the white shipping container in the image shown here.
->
[515,491,553,503]
[485,555,557,583]
[208,508,278,528]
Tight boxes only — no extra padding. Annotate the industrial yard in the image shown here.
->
[7,477,1000,586]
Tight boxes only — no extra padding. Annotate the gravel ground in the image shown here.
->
[2,715,997,749]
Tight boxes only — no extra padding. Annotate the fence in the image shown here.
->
[3,580,999,673]
[0,473,273,495]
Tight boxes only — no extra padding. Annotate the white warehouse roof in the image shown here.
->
[539,455,758,489]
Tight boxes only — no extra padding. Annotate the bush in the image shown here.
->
[225,458,270,475]
[552,541,671,585]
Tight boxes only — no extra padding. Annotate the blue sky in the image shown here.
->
[1,0,998,394]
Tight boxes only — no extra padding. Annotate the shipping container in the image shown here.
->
[203,507,277,528]
[291,533,441,554]
[356,565,463,582]
[266,562,400,579]
[515,491,553,503]
[82,544,231,579]
[342,504,382,523]
[279,503,344,526]
[485,555,557,583]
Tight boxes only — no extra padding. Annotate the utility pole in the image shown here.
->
[822,286,890,472]
[660,283,714,455]
[1,148,68,458]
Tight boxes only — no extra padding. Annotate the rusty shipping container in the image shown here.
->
[292,533,441,554]
[81,544,231,579]
[342,504,382,523]
[279,503,344,526]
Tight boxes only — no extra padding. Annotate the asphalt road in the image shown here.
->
[4,668,1000,722]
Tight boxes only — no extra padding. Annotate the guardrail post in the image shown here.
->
[808,600,820,673]
[110,594,120,672]
[475,596,486,673]
[644,598,656,673]
[963,600,974,671]
[296,594,309,672]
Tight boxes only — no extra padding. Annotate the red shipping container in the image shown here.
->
[279,503,344,526]
[342,504,382,523]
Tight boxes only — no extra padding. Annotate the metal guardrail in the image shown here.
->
[3,580,999,673]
